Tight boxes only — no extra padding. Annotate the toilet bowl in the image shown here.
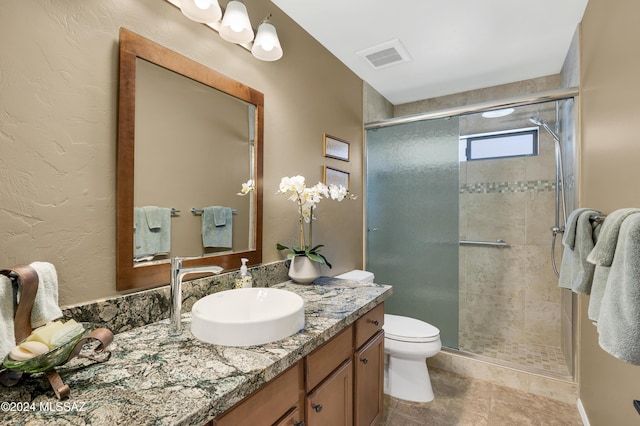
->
[383,314,441,403]
[334,270,442,403]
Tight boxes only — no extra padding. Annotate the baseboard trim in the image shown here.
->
[577,398,590,426]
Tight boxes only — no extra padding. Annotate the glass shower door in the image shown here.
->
[366,118,460,348]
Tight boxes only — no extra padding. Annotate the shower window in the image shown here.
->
[461,128,538,161]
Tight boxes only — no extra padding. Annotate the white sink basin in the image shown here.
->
[190,288,305,346]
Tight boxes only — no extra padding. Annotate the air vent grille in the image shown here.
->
[357,39,411,69]
[365,47,404,68]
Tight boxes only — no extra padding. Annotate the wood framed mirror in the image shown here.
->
[116,28,263,291]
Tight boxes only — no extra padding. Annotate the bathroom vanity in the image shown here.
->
[2,277,391,426]
[215,303,385,426]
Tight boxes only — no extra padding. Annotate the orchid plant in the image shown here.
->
[238,175,356,268]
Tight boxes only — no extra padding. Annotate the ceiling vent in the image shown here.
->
[356,39,411,69]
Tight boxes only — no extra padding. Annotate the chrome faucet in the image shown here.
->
[170,257,223,335]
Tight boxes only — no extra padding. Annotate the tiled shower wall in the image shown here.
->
[458,114,562,350]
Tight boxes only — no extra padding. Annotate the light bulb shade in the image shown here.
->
[251,22,283,61]
[219,1,254,44]
[180,0,222,23]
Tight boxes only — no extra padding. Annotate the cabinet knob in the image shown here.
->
[368,319,379,326]
[311,403,323,413]
[293,422,305,426]
[361,358,369,364]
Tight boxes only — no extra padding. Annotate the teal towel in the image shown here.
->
[134,206,171,260]
[213,206,226,227]
[202,206,232,248]
[596,213,640,364]
[587,208,640,321]
[558,208,602,293]
[143,206,165,230]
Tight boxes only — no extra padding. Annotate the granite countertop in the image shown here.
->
[2,278,392,426]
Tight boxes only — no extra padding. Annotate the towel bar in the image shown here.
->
[589,214,607,223]
[191,208,238,215]
[459,239,509,248]
[170,208,180,216]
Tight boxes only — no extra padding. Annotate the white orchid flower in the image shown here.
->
[237,179,255,196]
[269,175,357,267]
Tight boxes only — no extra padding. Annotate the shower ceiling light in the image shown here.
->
[219,1,254,44]
[481,108,514,118]
[180,0,222,23]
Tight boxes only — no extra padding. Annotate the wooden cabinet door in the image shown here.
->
[354,331,384,426]
[306,360,353,426]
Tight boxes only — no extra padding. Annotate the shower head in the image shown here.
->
[530,117,560,142]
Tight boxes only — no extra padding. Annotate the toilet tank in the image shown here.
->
[334,270,375,283]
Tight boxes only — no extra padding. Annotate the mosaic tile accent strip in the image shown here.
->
[460,179,556,194]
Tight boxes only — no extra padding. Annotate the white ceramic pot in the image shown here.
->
[288,256,321,284]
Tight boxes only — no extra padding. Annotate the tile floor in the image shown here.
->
[458,331,570,377]
[381,367,582,426]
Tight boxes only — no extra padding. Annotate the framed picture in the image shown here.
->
[323,133,350,162]
[323,166,350,190]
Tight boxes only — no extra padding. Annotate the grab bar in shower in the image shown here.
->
[459,239,509,248]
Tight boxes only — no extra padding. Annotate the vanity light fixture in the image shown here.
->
[251,15,283,61]
[169,0,284,61]
[180,0,222,23]
[219,1,254,44]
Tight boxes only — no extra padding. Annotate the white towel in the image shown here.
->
[596,214,640,364]
[29,261,63,328]
[0,275,15,360]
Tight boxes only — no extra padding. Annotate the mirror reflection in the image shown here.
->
[116,28,263,291]
[134,58,255,262]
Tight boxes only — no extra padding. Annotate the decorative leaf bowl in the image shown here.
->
[3,326,90,374]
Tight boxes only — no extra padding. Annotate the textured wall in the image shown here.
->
[0,0,364,305]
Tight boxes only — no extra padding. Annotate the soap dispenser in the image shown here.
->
[235,258,253,288]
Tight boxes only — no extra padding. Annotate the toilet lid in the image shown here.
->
[383,314,440,342]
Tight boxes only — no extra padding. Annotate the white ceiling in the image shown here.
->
[271,0,589,105]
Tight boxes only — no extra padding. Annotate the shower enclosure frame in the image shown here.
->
[364,86,579,379]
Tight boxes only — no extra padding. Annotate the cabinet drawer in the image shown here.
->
[355,303,384,349]
[306,326,353,392]
[275,406,304,426]
[215,361,303,426]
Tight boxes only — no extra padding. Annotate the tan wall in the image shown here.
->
[0,0,364,305]
[579,0,640,424]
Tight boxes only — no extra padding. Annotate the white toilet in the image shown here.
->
[334,270,442,403]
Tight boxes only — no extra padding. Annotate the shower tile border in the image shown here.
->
[460,179,556,194]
